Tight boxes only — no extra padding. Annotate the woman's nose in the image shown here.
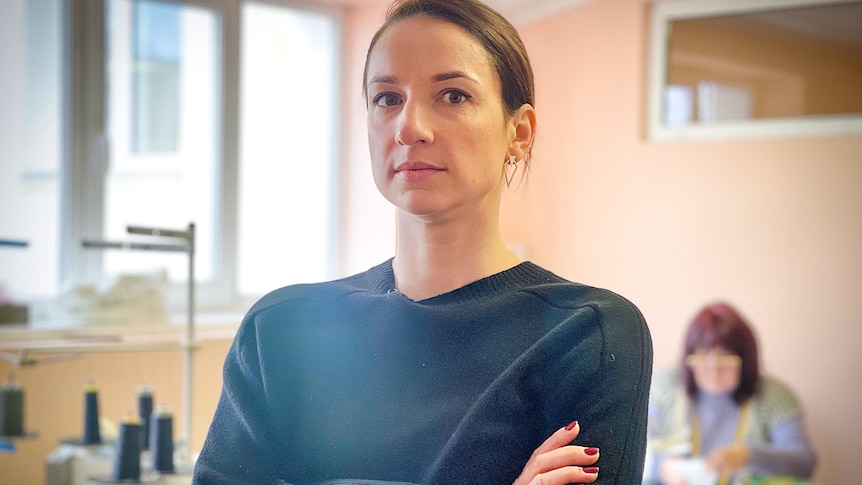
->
[395,101,433,146]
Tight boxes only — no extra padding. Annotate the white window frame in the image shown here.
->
[64,0,342,313]
[647,0,862,142]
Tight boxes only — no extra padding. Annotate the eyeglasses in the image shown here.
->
[685,354,742,369]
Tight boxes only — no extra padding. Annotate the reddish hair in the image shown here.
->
[680,302,760,404]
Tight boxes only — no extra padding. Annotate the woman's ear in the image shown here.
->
[509,103,536,162]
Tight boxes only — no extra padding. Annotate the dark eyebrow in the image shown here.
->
[368,71,478,86]
[432,71,477,83]
[368,75,397,86]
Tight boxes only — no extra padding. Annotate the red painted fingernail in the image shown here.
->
[583,466,599,474]
[584,447,599,456]
[565,420,578,431]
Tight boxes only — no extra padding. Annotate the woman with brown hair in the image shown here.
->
[193,1,652,483]
[644,302,816,484]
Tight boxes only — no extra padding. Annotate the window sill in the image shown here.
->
[0,312,241,354]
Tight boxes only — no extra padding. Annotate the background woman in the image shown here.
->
[193,1,652,483]
[644,302,816,484]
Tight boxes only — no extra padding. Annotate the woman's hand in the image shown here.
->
[512,421,600,485]
[706,444,749,478]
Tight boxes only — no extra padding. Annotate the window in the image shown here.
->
[132,1,182,154]
[647,0,862,141]
[101,0,222,300]
[0,0,63,302]
[237,3,338,297]
[1,0,340,319]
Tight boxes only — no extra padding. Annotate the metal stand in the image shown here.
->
[82,223,196,465]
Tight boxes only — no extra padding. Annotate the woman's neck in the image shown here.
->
[392,213,521,301]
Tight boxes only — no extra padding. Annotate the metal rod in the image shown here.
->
[0,240,29,247]
[82,240,188,252]
[182,222,195,464]
[126,225,193,239]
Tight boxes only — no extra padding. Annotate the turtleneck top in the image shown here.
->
[193,259,653,485]
[696,390,741,456]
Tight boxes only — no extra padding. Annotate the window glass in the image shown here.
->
[664,2,862,124]
[237,2,338,296]
[0,0,63,302]
[104,0,220,285]
[132,1,181,153]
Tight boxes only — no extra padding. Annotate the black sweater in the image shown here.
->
[193,260,652,484]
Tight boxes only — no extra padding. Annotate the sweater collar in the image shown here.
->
[364,258,561,303]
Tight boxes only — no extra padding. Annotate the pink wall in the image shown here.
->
[507,0,862,482]
[341,0,862,482]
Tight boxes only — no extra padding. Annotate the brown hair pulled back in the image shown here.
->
[362,0,535,117]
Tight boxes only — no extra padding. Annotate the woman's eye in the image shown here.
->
[373,93,401,107]
[442,90,471,105]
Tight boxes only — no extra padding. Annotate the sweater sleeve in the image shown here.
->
[747,416,817,478]
[745,377,817,478]
[192,314,290,485]
[578,299,653,484]
[421,296,653,485]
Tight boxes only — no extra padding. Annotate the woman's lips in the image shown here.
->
[394,162,445,181]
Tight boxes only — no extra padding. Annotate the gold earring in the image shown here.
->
[504,155,519,188]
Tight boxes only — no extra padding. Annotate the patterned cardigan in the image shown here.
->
[644,367,816,481]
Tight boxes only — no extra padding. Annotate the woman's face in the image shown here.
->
[686,346,742,395]
[364,15,519,222]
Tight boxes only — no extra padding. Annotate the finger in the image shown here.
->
[528,466,599,485]
[530,444,600,473]
[530,421,581,457]
[514,422,596,485]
